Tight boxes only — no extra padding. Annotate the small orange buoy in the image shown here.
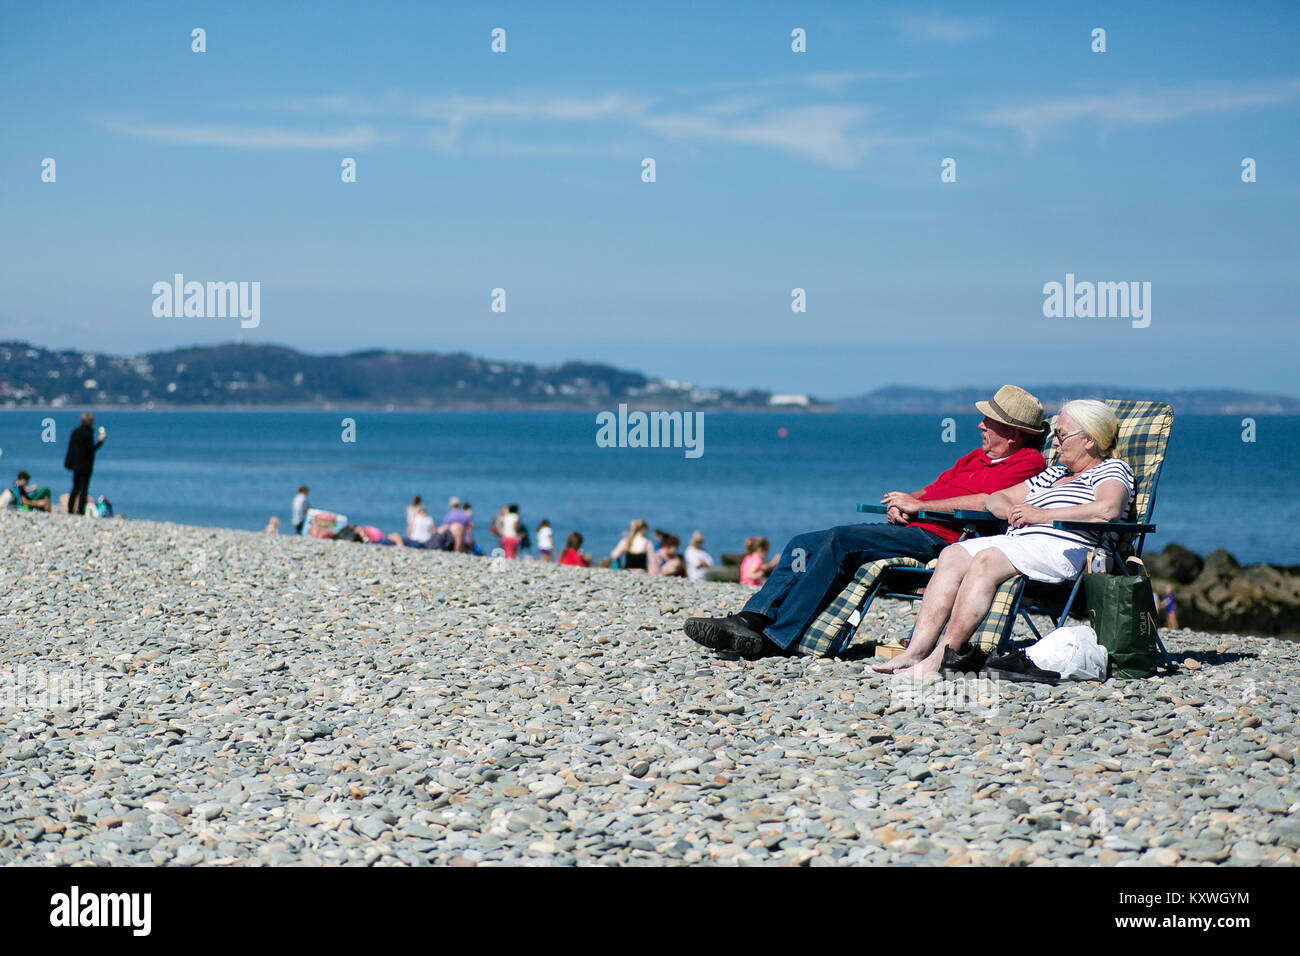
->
[777,427,788,438]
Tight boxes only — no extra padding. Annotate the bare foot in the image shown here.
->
[871,651,922,674]
[892,651,944,678]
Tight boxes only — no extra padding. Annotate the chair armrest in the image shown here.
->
[919,509,1001,523]
[1051,520,1157,534]
[858,504,1007,528]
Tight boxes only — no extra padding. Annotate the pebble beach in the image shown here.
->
[2,512,1297,867]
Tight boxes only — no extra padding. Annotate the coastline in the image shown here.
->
[3,511,1296,866]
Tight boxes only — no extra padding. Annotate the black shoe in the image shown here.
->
[984,649,1061,685]
[940,642,987,675]
[684,615,766,658]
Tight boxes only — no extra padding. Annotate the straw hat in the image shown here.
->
[975,385,1045,434]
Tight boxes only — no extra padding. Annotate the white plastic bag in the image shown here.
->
[1025,624,1108,680]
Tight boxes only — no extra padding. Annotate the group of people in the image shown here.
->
[2,412,107,516]
[272,487,733,583]
[609,521,716,579]
[685,386,1137,678]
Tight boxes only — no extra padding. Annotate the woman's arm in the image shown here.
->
[1008,480,1131,528]
[610,536,628,559]
[985,481,1030,518]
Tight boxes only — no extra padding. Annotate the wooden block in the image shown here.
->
[874,642,907,661]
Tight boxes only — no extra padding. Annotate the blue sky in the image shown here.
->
[1,0,1297,398]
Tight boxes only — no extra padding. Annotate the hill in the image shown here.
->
[0,342,817,411]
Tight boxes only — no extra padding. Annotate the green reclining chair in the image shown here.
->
[797,399,1174,664]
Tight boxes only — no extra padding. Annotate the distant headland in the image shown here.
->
[2,341,1296,414]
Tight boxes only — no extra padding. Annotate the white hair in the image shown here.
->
[1060,400,1119,458]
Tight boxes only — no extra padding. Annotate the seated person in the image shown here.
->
[739,536,773,586]
[443,499,472,551]
[683,386,1049,658]
[684,531,713,580]
[876,400,1133,677]
[11,472,53,512]
[657,534,686,577]
[559,532,593,567]
[611,519,658,572]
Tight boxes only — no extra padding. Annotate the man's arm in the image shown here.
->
[881,487,990,517]
[881,451,1045,519]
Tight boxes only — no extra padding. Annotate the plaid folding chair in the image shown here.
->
[799,400,1174,662]
[994,400,1174,659]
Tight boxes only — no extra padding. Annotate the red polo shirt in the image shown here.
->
[911,447,1046,543]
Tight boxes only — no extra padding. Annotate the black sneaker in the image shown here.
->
[984,649,1061,685]
[683,615,766,658]
[940,642,987,675]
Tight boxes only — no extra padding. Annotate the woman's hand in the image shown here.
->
[1008,504,1051,528]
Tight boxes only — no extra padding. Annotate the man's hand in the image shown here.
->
[1008,504,1051,528]
[881,491,923,516]
[885,504,910,525]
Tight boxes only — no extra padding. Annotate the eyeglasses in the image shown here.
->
[1053,430,1082,444]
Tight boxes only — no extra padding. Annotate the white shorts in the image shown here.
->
[956,533,1105,584]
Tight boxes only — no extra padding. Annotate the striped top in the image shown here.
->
[1007,458,1135,551]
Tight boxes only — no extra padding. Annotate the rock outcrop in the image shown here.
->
[1147,544,1300,638]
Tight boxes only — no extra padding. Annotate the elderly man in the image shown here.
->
[684,385,1049,658]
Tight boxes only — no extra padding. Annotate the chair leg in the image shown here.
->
[1020,610,1044,641]
[994,578,1028,656]
[836,577,886,657]
[1154,630,1175,670]
[1056,576,1087,629]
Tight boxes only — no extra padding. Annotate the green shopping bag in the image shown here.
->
[1083,556,1159,679]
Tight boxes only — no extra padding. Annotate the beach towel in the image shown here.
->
[794,557,1022,658]
[304,508,348,538]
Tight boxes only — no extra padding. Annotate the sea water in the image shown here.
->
[1,411,1295,565]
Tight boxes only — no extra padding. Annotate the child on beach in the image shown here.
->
[292,485,310,535]
[264,516,280,534]
[559,532,592,567]
[500,504,521,558]
[406,495,424,538]
[657,534,686,577]
[739,536,771,587]
[1162,584,1179,629]
[537,520,554,562]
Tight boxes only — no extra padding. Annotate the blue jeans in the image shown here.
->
[743,523,946,650]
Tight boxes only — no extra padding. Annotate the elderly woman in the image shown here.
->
[874,400,1134,678]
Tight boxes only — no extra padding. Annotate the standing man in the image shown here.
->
[64,412,106,515]
[292,485,310,535]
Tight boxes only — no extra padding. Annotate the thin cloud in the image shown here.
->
[106,86,891,167]
[285,91,652,124]
[683,68,925,95]
[642,105,873,168]
[898,16,987,45]
[102,120,383,150]
[980,79,1300,142]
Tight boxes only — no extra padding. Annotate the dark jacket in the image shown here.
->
[64,424,102,472]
